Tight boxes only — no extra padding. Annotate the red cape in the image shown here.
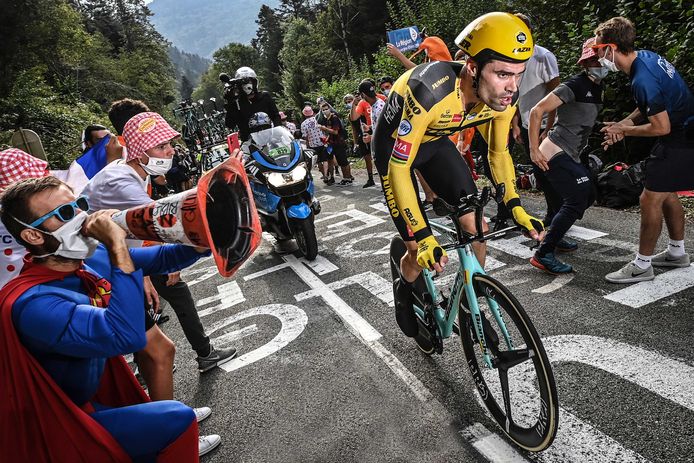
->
[0,261,198,462]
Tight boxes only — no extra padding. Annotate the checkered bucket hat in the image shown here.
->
[122,112,181,161]
[0,148,49,190]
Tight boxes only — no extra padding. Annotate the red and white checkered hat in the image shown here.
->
[0,148,49,190]
[577,37,598,64]
[122,112,180,161]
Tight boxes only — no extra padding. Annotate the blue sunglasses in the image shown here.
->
[29,196,90,228]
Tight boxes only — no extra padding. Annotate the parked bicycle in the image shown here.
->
[389,184,559,452]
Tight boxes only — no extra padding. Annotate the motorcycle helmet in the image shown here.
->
[235,66,258,94]
[248,112,273,133]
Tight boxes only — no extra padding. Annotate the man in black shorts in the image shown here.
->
[595,17,694,283]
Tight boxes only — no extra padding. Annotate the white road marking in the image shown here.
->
[532,274,575,294]
[565,225,608,240]
[206,303,308,373]
[369,202,389,214]
[196,281,246,317]
[295,271,394,307]
[283,254,381,342]
[315,208,385,241]
[341,190,354,195]
[487,235,535,259]
[244,262,290,281]
[212,324,258,346]
[334,231,394,258]
[460,423,528,462]
[299,255,339,275]
[317,194,335,203]
[604,264,694,308]
[184,266,219,287]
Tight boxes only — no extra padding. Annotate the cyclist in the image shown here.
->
[373,12,545,336]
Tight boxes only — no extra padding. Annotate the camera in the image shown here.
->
[219,73,248,100]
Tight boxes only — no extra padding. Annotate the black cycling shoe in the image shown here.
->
[393,278,419,337]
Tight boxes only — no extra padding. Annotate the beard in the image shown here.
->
[30,234,79,264]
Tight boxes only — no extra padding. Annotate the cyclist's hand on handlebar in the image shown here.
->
[511,206,546,242]
[416,235,448,272]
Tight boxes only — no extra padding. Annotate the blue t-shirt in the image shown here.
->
[630,50,694,137]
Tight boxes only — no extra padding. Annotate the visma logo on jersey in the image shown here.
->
[398,120,412,136]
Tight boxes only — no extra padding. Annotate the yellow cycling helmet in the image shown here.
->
[455,12,534,63]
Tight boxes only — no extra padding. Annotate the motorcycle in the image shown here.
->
[242,126,320,260]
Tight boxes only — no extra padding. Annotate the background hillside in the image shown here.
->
[149,0,280,57]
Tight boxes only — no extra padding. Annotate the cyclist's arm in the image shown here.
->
[388,95,435,242]
[478,106,519,206]
[480,106,544,234]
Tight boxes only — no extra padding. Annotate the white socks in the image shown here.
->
[633,253,652,269]
[668,239,686,257]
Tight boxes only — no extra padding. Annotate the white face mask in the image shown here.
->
[16,211,99,260]
[587,66,609,82]
[598,47,619,73]
[140,156,172,176]
[322,110,331,118]
[242,83,254,95]
[382,89,390,96]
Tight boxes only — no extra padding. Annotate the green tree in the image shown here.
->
[278,17,341,109]
[252,5,284,94]
[180,75,194,100]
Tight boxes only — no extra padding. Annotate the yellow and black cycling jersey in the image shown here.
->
[372,60,524,242]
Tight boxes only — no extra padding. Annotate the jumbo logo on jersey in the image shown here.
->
[398,120,412,136]
[392,138,412,164]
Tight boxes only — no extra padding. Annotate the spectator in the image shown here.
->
[0,148,50,288]
[0,176,201,461]
[512,12,562,229]
[279,111,297,133]
[318,101,353,185]
[82,110,229,455]
[386,31,452,70]
[350,79,384,188]
[224,66,281,141]
[379,76,394,96]
[528,38,604,274]
[594,17,694,283]
[301,105,333,185]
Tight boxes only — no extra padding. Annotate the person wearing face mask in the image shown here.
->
[224,66,281,142]
[526,38,604,274]
[0,176,211,462]
[379,76,394,97]
[592,17,694,284]
[82,111,229,456]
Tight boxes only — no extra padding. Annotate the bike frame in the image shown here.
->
[413,218,515,369]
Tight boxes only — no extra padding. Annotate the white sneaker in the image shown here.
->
[194,407,212,423]
[605,262,654,284]
[199,434,221,456]
[651,250,691,268]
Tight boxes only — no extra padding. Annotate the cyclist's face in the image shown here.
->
[477,60,526,111]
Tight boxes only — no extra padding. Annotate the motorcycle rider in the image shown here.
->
[224,67,281,142]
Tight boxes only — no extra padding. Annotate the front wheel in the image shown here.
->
[292,216,318,260]
[459,273,559,452]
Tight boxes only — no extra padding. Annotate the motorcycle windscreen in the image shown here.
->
[250,127,295,167]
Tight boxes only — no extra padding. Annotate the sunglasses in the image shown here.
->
[590,43,616,51]
[29,196,90,228]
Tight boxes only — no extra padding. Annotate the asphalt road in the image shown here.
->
[161,169,694,463]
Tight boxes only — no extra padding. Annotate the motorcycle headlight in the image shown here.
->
[264,163,307,188]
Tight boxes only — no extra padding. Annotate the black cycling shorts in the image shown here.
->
[313,145,331,163]
[374,136,477,241]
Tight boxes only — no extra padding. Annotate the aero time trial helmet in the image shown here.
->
[455,12,534,64]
